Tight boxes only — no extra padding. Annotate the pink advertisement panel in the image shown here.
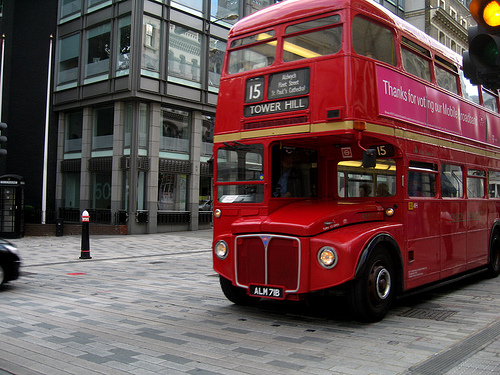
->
[426,85,460,135]
[376,66,488,144]
[461,101,485,141]
[487,112,500,147]
[377,66,426,126]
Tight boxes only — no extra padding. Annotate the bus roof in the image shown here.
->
[229,0,461,67]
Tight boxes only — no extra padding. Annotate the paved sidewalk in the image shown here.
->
[0,230,498,375]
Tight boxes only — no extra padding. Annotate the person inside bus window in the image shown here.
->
[408,175,423,197]
[274,152,302,197]
[359,183,372,197]
[375,183,391,197]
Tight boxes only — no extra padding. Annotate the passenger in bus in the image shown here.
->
[274,152,302,197]
[375,183,391,197]
[359,184,372,197]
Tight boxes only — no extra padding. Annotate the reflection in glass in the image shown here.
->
[209,38,226,89]
[64,111,83,153]
[168,25,202,84]
[117,16,131,74]
[86,23,111,77]
[58,34,80,85]
[161,108,190,153]
[142,16,161,75]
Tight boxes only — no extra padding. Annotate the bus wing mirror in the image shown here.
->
[362,149,376,168]
[208,157,214,174]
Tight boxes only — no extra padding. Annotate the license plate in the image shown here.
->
[249,285,284,299]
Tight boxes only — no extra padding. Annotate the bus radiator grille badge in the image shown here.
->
[260,236,270,248]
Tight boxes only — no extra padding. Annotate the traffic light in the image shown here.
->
[0,122,7,156]
[463,0,500,88]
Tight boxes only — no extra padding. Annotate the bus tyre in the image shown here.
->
[219,275,259,305]
[487,232,500,278]
[349,248,395,322]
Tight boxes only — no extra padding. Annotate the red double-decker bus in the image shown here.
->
[212,0,500,321]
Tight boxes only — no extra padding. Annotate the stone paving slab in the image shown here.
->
[0,231,498,374]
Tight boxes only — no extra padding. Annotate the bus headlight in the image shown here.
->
[214,240,229,260]
[318,246,338,269]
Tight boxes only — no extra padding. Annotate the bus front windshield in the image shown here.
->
[271,145,318,198]
[217,144,264,203]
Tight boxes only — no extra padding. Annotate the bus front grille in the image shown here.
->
[234,234,301,292]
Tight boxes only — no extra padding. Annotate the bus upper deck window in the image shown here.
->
[352,16,396,66]
[283,15,342,62]
[460,70,480,104]
[435,56,458,94]
[401,38,431,82]
[228,31,276,74]
[482,88,499,112]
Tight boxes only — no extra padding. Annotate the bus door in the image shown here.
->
[406,161,441,288]
[439,164,467,278]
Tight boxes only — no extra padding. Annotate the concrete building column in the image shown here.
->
[79,107,92,211]
[127,102,142,234]
[188,111,202,231]
[147,102,161,234]
[111,102,125,221]
[54,112,65,213]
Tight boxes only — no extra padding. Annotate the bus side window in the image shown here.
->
[467,169,486,198]
[488,170,500,198]
[401,38,431,82]
[435,64,458,95]
[408,161,437,197]
[460,70,480,104]
[482,88,499,112]
[441,164,463,198]
[338,159,396,198]
[352,16,396,66]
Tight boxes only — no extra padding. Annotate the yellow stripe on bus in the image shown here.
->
[213,121,500,160]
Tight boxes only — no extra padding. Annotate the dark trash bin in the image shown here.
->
[56,218,64,236]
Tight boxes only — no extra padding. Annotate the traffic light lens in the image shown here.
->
[484,1,500,27]
[471,34,499,66]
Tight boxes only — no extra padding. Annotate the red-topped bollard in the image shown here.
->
[80,210,92,259]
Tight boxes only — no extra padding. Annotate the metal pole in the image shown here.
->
[42,35,53,224]
[80,210,91,259]
[0,35,5,121]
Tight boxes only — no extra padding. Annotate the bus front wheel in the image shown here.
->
[349,248,395,322]
[219,275,259,305]
[487,232,500,278]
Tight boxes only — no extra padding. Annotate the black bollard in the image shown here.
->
[80,210,92,259]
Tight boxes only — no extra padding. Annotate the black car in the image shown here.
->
[0,238,21,286]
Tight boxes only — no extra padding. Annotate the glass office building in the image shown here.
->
[54,0,277,234]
